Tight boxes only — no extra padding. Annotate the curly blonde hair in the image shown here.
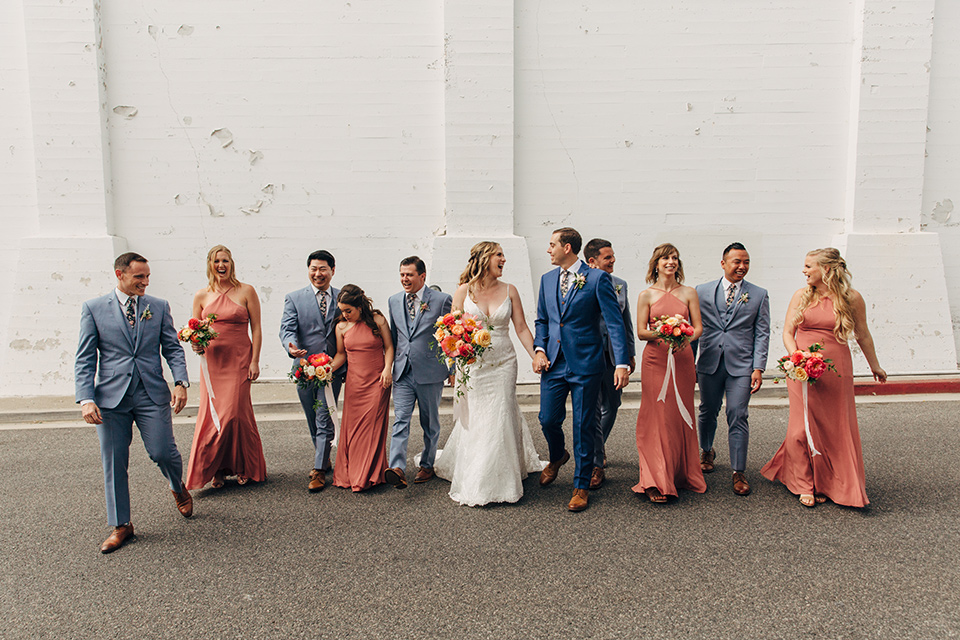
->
[645,243,684,284]
[794,248,855,342]
[206,245,241,292]
[458,241,502,293]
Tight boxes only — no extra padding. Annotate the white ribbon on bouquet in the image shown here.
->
[801,381,821,457]
[657,348,694,429]
[199,354,222,433]
[323,384,341,450]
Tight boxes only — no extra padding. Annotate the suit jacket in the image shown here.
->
[534,263,628,376]
[599,274,636,368]
[695,279,770,377]
[389,286,453,384]
[75,293,188,409]
[279,285,344,376]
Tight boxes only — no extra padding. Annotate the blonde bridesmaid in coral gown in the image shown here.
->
[762,248,886,508]
[330,285,394,492]
[632,244,707,502]
[186,246,266,490]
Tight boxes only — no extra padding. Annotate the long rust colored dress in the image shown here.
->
[332,322,390,492]
[632,292,707,498]
[761,297,868,507]
[185,291,267,489]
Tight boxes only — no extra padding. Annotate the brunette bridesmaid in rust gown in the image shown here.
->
[185,245,267,490]
[330,285,394,492]
[632,243,707,503]
[761,248,886,508]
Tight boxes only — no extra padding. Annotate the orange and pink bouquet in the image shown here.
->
[433,310,493,394]
[177,314,218,352]
[290,352,335,391]
[774,343,837,384]
[652,314,695,352]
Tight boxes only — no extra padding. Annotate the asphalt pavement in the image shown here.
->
[1,400,958,639]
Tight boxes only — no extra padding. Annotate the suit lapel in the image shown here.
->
[110,293,136,349]
[727,281,749,325]
[560,264,588,320]
[409,288,428,336]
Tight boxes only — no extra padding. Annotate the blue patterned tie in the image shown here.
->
[560,270,571,298]
[407,293,417,319]
[125,297,136,327]
[725,284,736,307]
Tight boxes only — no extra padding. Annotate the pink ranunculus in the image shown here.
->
[682,325,694,336]
[459,343,474,357]
[790,351,804,366]
[672,327,682,337]
[442,314,456,327]
[451,324,465,336]
[805,358,828,379]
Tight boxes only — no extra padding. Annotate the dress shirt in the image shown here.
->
[723,278,741,305]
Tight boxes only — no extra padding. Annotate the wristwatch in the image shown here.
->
[175,380,190,388]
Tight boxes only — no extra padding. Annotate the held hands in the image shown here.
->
[81,402,103,425]
[288,342,307,357]
[248,362,260,381]
[750,370,763,394]
[614,368,630,390]
[171,385,187,414]
[532,352,550,374]
[380,368,393,389]
[628,356,636,375]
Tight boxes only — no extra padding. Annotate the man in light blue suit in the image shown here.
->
[384,257,454,489]
[75,252,193,554]
[534,228,630,512]
[583,238,636,490]
[279,249,345,493]
[695,242,770,496]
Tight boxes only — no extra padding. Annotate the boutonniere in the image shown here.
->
[420,301,429,314]
[614,284,623,294]
[739,292,749,305]
[140,305,152,321]
[573,274,587,290]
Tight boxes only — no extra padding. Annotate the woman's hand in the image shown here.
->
[380,368,393,389]
[191,342,205,355]
[871,366,887,383]
[248,362,260,381]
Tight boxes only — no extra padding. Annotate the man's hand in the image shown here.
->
[448,374,456,387]
[614,368,630,390]
[81,402,103,425]
[288,342,307,357]
[533,352,550,374]
[171,385,188,414]
[750,370,763,394]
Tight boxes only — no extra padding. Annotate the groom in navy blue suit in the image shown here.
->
[534,228,630,512]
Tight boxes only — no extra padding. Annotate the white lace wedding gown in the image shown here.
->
[433,294,546,506]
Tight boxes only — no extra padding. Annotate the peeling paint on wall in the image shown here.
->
[177,25,194,37]
[210,128,233,148]
[112,105,138,119]
[932,198,953,224]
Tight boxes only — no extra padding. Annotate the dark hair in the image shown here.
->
[722,242,747,259]
[114,252,148,271]
[583,238,612,262]
[552,227,582,255]
[307,250,336,269]
[337,284,382,337]
[646,243,684,284]
[400,256,426,275]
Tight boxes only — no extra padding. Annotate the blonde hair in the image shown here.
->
[458,241,502,294]
[794,248,855,342]
[645,243,684,285]
[206,245,241,292]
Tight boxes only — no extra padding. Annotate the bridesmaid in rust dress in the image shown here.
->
[632,243,707,503]
[330,285,394,492]
[185,245,267,490]
[761,248,886,508]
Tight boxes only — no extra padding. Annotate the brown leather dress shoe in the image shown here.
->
[539,450,570,486]
[384,467,408,489]
[732,471,751,496]
[308,469,326,493]
[700,449,716,473]
[100,523,134,554]
[413,467,435,483]
[568,488,589,512]
[588,466,605,490]
[172,487,193,517]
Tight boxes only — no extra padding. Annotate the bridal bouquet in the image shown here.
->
[652,314,694,351]
[433,310,493,394]
[177,314,218,352]
[290,352,336,410]
[773,343,837,384]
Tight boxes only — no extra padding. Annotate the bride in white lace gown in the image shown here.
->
[433,242,545,506]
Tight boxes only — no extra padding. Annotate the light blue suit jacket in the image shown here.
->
[279,285,344,376]
[389,286,453,384]
[75,293,188,409]
[695,279,770,377]
[534,263,628,375]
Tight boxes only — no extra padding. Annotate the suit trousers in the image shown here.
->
[388,371,443,471]
[697,354,751,472]
[96,379,184,526]
[593,362,622,466]
[538,351,602,490]
[297,376,343,471]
